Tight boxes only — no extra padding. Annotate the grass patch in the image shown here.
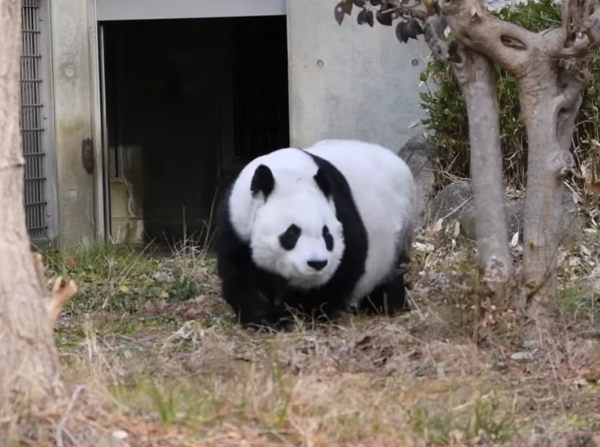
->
[6,238,600,446]
[408,398,516,445]
[41,241,217,314]
[558,284,600,328]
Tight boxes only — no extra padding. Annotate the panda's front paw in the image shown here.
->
[243,319,290,333]
[236,306,276,329]
[238,307,295,332]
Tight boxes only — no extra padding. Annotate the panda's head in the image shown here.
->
[247,162,345,289]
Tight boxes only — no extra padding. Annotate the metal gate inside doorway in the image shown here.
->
[19,0,57,244]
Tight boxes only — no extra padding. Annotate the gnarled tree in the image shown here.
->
[0,0,77,416]
[334,0,600,327]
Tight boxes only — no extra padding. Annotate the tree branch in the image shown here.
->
[423,7,514,306]
[383,0,429,20]
[551,0,600,57]
[48,276,78,327]
[437,0,536,73]
[424,15,451,62]
[589,7,600,43]
[461,52,515,303]
[555,73,586,146]
[32,253,78,327]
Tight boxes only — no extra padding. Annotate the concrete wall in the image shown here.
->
[287,0,432,152]
[49,0,96,244]
[50,0,530,244]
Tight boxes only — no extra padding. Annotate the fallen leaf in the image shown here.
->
[414,242,435,253]
[449,429,466,445]
[355,335,373,349]
[510,231,519,247]
[511,351,535,362]
[406,119,422,129]
[453,221,460,238]
[140,300,157,315]
[586,180,600,196]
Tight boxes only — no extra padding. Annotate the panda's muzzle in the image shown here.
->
[307,259,328,271]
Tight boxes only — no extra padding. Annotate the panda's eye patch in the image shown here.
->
[323,225,334,251]
[279,224,302,251]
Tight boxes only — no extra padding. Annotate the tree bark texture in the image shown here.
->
[518,72,579,306]
[463,53,514,303]
[433,0,600,305]
[424,16,514,303]
[0,0,63,412]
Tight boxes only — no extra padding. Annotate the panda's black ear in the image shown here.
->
[250,164,275,199]
[314,168,331,198]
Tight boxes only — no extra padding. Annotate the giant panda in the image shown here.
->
[215,139,417,329]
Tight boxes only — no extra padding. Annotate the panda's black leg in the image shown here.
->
[357,274,409,316]
[356,284,386,315]
[311,301,348,324]
[385,248,412,314]
[357,250,411,316]
[218,266,286,330]
[380,272,410,314]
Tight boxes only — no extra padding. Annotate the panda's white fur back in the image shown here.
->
[304,139,416,306]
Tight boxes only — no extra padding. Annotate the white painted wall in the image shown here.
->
[49,0,539,243]
[287,0,431,152]
[287,0,550,152]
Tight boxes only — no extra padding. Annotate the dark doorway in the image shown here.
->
[101,15,290,247]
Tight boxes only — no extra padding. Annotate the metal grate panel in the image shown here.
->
[232,16,290,162]
[20,0,48,241]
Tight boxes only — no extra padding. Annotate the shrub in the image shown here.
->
[419,0,600,193]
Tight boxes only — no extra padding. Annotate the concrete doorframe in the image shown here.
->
[86,0,290,242]
[87,0,108,241]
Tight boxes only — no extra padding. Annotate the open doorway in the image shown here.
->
[101,15,290,248]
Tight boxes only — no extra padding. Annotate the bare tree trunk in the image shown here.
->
[425,17,514,306]
[462,53,514,303]
[428,0,598,316]
[0,0,76,413]
[518,88,570,310]
[516,56,582,315]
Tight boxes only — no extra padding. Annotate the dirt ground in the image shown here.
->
[8,224,600,446]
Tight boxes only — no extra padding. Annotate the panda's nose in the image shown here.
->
[307,259,328,271]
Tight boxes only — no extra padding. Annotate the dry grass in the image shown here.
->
[4,225,600,446]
